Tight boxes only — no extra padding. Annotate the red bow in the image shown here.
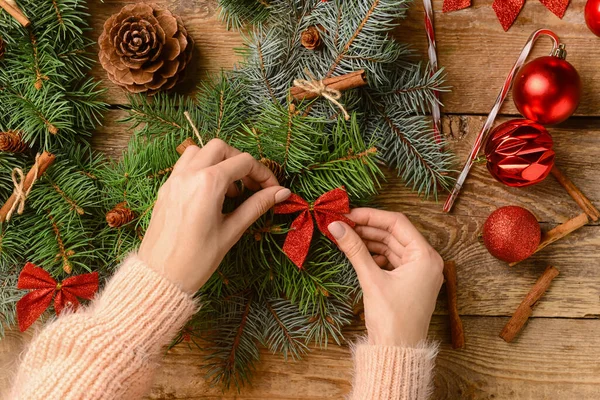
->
[274,188,354,269]
[443,0,569,31]
[16,263,98,331]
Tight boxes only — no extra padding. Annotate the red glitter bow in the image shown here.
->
[443,0,569,31]
[16,263,98,331]
[274,188,354,269]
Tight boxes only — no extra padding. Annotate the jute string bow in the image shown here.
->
[6,153,41,222]
[293,71,350,120]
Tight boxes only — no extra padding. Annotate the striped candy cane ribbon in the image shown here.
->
[443,29,560,213]
[423,0,442,143]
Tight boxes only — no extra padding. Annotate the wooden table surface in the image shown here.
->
[2,0,600,399]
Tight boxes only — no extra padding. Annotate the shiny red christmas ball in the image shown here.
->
[483,206,541,263]
[586,0,600,37]
[485,119,555,187]
[512,54,581,125]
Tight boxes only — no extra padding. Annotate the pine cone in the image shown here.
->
[260,158,285,183]
[0,36,5,59]
[106,202,136,228]
[98,3,194,95]
[0,130,28,153]
[301,26,322,50]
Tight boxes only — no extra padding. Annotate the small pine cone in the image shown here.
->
[106,202,136,228]
[98,3,194,95]
[0,130,28,153]
[0,36,5,59]
[260,158,285,183]
[301,26,322,50]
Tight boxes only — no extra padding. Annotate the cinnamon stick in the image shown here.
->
[551,166,600,222]
[290,70,367,101]
[176,138,197,155]
[509,212,589,267]
[0,151,56,223]
[443,261,465,349]
[500,266,559,343]
[0,0,30,27]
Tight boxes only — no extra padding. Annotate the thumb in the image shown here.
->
[328,221,377,284]
[225,187,291,238]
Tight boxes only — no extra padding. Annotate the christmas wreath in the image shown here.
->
[0,0,453,388]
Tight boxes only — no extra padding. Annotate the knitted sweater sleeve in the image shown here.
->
[349,341,438,400]
[9,254,197,400]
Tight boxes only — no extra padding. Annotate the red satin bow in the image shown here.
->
[443,0,569,31]
[16,263,98,332]
[274,188,355,269]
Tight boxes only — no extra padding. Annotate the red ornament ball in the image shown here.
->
[512,54,581,125]
[485,119,555,187]
[482,206,541,263]
[586,0,600,37]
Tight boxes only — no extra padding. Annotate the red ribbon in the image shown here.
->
[16,263,98,331]
[274,188,355,269]
[443,0,569,31]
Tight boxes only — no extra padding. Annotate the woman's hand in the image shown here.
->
[328,208,443,347]
[138,139,291,294]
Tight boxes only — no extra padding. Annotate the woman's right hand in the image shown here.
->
[328,208,444,347]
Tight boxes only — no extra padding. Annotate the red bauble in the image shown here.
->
[483,206,541,263]
[512,54,581,125]
[586,0,600,37]
[485,119,555,187]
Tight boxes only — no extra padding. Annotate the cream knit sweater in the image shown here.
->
[9,254,437,399]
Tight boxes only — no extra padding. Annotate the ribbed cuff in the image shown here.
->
[349,341,438,400]
[92,253,198,355]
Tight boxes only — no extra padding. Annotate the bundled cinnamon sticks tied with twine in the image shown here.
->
[500,166,599,342]
[0,0,30,27]
[0,151,56,223]
[291,70,367,120]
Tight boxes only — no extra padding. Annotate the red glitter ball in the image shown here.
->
[482,206,541,263]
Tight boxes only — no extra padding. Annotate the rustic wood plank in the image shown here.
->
[89,1,600,117]
[397,0,598,116]
[3,318,600,399]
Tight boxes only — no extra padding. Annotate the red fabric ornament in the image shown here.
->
[483,206,541,263]
[512,54,581,125]
[485,119,555,187]
[443,0,569,31]
[274,188,354,269]
[16,263,99,332]
[585,0,600,36]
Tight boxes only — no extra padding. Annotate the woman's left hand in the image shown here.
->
[138,139,291,294]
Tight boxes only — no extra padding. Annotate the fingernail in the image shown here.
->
[275,188,291,203]
[328,221,346,239]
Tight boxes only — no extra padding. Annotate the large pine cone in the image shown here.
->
[98,3,194,94]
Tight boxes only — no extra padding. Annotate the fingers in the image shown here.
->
[217,153,279,189]
[190,139,242,170]
[363,240,403,268]
[224,187,291,241]
[355,225,405,256]
[328,221,379,284]
[348,208,428,247]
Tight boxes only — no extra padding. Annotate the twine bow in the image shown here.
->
[16,262,98,331]
[6,153,41,222]
[293,72,350,120]
[274,188,354,268]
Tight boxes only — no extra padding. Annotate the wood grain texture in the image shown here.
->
[3,318,600,399]
[2,1,600,399]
